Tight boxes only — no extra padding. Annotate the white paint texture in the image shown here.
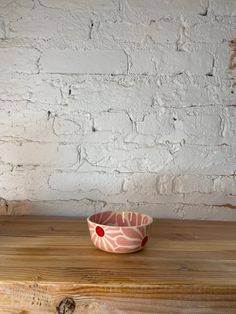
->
[0,0,236,219]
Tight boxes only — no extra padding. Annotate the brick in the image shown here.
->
[53,112,92,137]
[101,20,180,44]
[0,170,49,200]
[161,50,213,75]
[9,13,58,39]
[173,175,215,194]
[39,0,117,17]
[124,133,156,147]
[130,49,213,75]
[68,76,155,120]
[49,171,124,194]
[0,0,13,7]
[0,48,39,74]
[137,111,171,137]
[94,111,132,133]
[104,202,184,219]
[0,76,62,104]
[156,175,174,194]
[211,0,236,16]
[180,107,222,145]
[0,162,12,175]
[0,104,92,143]
[181,204,236,220]
[122,173,158,197]
[0,142,78,167]
[182,192,236,206]
[187,18,236,43]
[167,145,236,175]
[130,50,157,75]
[216,176,236,195]
[137,107,225,145]
[0,109,55,141]
[8,9,90,46]
[101,22,149,44]
[151,20,181,44]
[122,0,209,23]
[49,2,118,24]
[214,44,235,77]
[40,49,127,74]
[155,75,235,107]
[0,16,6,39]
[156,76,210,107]
[2,0,32,8]
[84,131,116,145]
[224,107,236,144]
[121,176,184,203]
[137,112,170,141]
[204,78,235,106]
[0,108,46,140]
[83,144,173,172]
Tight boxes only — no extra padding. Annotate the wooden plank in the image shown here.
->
[0,217,236,313]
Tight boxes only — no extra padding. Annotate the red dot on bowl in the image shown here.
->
[96,226,105,237]
[141,235,148,247]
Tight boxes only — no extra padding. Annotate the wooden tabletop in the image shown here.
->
[0,216,236,313]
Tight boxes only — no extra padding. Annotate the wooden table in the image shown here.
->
[0,216,236,313]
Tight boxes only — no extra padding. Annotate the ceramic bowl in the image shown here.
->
[87,211,153,253]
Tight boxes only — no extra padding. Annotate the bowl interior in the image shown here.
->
[88,211,153,227]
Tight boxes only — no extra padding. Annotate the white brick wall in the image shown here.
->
[0,0,235,220]
[40,49,128,74]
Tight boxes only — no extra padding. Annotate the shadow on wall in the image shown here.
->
[0,199,35,215]
[1,188,236,221]
[0,198,106,216]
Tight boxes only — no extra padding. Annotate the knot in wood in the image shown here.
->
[56,297,76,314]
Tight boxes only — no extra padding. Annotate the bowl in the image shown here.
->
[87,211,153,253]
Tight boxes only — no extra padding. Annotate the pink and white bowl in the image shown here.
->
[87,211,153,253]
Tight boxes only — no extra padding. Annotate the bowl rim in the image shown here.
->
[87,210,153,229]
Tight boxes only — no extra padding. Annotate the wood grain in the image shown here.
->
[0,216,236,313]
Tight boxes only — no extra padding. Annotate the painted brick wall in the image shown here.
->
[0,0,235,219]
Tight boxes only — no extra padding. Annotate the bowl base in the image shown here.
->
[94,246,144,254]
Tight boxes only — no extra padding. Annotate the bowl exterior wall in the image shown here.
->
[88,220,152,253]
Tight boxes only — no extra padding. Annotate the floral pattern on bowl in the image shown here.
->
[87,211,153,253]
